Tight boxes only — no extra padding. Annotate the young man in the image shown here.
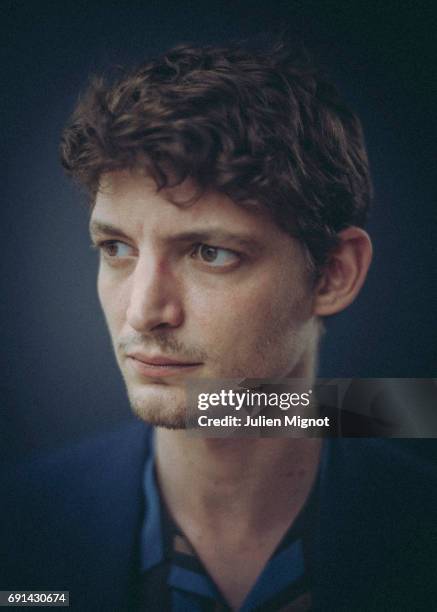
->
[1,42,436,611]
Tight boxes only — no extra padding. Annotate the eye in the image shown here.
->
[192,244,240,267]
[98,240,135,259]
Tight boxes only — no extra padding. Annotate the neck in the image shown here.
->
[155,431,322,534]
[155,355,321,534]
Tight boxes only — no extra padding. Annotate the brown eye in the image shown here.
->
[192,243,240,267]
[99,240,134,258]
[199,245,219,262]
[105,242,119,256]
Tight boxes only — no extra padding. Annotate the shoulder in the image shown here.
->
[323,438,437,517]
[0,419,153,599]
[331,438,437,486]
[1,418,152,485]
[0,419,153,531]
[0,418,153,520]
[315,440,437,610]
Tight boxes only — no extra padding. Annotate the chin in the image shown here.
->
[127,384,188,429]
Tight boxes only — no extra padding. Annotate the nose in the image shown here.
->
[126,255,184,333]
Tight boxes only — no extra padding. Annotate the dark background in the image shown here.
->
[1,1,436,462]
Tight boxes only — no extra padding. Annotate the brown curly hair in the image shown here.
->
[60,41,372,271]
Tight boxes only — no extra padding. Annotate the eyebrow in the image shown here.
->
[89,220,263,252]
[89,221,131,241]
[168,230,263,252]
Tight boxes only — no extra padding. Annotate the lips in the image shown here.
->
[126,352,202,378]
[127,352,201,367]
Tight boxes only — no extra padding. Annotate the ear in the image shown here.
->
[313,227,373,316]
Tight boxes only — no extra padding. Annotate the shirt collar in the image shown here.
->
[139,431,164,572]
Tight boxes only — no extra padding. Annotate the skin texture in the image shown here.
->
[91,168,321,428]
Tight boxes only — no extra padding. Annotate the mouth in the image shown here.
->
[126,352,203,378]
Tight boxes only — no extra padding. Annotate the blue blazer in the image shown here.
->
[1,420,436,611]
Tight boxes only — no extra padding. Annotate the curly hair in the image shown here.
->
[60,41,372,271]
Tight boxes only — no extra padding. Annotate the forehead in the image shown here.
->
[91,169,294,249]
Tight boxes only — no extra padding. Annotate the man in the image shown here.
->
[1,42,436,611]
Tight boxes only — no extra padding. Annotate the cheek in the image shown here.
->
[188,282,311,379]
[188,271,308,349]
[97,272,129,334]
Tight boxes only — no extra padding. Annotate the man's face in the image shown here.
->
[90,169,320,427]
